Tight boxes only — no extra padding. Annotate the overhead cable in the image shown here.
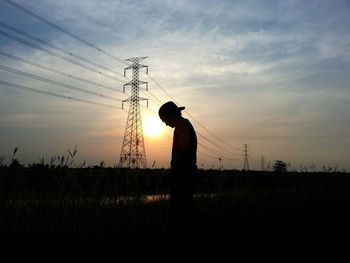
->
[0,29,125,83]
[0,64,122,101]
[0,80,122,109]
[0,21,127,79]
[1,0,242,156]
[3,0,129,66]
[0,51,125,94]
[146,73,241,152]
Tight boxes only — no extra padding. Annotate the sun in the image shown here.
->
[143,116,163,137]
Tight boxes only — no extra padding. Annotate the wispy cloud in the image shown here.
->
[0,0,349,169]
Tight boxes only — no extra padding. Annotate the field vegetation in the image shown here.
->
[0,150,349,261]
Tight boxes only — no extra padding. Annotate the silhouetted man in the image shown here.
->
[158,101,197,252]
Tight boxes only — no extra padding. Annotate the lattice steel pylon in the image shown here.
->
[118,57,148,168]
[243,144,250,171]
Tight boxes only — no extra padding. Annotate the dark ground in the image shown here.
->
[1,168,349,262]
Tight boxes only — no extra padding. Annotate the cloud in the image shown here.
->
[0,0,349,169]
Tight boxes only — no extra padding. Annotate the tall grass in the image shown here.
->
[1,165,350,261]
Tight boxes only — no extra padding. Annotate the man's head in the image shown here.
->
[158,101,185,128]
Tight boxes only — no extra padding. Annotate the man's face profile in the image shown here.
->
[161,115,177,128]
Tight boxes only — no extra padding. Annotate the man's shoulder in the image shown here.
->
[176,117,192,128]
[174,118,191,134]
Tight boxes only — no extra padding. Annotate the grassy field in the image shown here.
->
[1,167,350,262]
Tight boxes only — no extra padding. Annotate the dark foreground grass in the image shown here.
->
[1,169,350,262]
[1,200,169,262]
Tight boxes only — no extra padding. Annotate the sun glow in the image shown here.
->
[143,116,164,137]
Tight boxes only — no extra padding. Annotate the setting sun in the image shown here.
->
[143,116,163,137]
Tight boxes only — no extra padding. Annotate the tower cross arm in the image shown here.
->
[125,56,148,63]
[123,81,148,92]
[124,64,148,76]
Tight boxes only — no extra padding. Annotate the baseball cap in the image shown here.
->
[158,101,185,118]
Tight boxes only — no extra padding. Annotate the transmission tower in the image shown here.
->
[243,144,250,171]
[260,155,265,171]
[118,57,148,168]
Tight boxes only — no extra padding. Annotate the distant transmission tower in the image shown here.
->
[118,57,148,169]
[243,144,250,171]
[260,155,265,171]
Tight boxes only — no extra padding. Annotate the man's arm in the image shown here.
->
[171,123,191,169]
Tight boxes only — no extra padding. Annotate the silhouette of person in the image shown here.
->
[158,101,197,253]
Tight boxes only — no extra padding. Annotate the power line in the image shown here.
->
[0,21,127,80]
[0,29,125,83]
[143,70,243,159]
[146,73,241,152]
[140,99,240,159]
[140,88,162,106]
[152,129,236,163]
[1,0,243,169]
[197,151,223,162]
[0,64,123,102]
[140,82,242,160]
[147,75,178,104]
[140,103,158,115]
[2,0,242,160]
[196,132,240,156]
[184,110,241,150]
[2,0,129,66]
[139,77,241,156]
[140,105,239,161]
[198,142,238,161]
[0,80,122,109]
[3,0,240,158]
[0,51,125,94]
[141,108,236,162]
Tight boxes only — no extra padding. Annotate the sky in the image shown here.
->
[0,0,349,171]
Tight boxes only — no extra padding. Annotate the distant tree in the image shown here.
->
[273,160,288,172]
[0,155,5,167]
